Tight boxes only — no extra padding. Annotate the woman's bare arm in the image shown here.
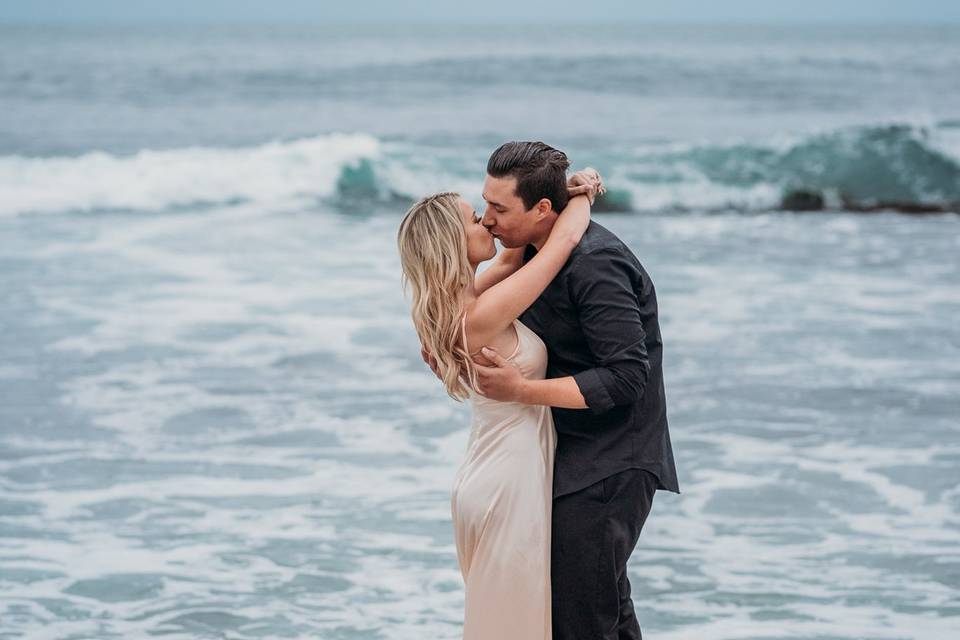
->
[469,194,592,335]
[474,247,524,295]
[473,167,602,297]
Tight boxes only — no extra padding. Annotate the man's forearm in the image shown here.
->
[518,376,588,409]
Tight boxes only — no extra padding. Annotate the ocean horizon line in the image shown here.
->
[1,19,959,28]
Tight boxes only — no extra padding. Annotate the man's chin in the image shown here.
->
[495,237,523,249]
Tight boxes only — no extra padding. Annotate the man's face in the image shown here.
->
[481,175,540,248]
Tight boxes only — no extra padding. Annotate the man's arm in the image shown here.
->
[477,347,587,408]
[567,247,650,414]
[474,246,649,412]
[518,373,587,408]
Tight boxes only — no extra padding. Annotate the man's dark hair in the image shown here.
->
[486,141,570,212]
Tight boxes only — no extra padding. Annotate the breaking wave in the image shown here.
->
[3,122,959,217]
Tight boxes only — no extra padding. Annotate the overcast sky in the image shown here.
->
[1,0,958,24]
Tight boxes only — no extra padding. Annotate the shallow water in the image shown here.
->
[2,203,958,638]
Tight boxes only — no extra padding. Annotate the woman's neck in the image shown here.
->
[462,264,479,306]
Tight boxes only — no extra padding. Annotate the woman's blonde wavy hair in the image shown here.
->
[397,192,479,401]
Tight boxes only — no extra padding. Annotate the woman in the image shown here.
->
[396,171,601,639]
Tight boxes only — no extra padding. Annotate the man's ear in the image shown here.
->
[535,198,552,220]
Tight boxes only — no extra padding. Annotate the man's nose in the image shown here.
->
[481,209,495,229]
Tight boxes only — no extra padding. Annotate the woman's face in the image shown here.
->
[459,197,496,265]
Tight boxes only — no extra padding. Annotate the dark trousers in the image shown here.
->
[551,468,658,640]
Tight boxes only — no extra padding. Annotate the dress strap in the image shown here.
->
[460,313,470,355]
[460,313,485,358]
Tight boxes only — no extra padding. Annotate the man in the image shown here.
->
[475,141,680,640]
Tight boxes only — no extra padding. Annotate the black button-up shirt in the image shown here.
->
[520,221,680,498]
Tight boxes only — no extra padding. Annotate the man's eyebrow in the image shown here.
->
[482,194,505,208]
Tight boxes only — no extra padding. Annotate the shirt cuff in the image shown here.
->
[573,368,615,415]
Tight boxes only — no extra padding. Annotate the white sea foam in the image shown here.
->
[4,120,958,218]
[0,133,381,216]
[3,173,959,639]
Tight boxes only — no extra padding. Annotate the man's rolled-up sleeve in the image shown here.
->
[568,248,650,415]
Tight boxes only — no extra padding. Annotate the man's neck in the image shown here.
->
[530,214,558,251]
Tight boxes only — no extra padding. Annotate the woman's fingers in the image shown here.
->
[567,184,592,195]
[565,184,595,204]
[568,168,604,202]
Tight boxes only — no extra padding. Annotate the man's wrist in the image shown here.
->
[516,378,533,403]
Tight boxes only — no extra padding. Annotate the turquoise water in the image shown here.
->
[1,23,959,639]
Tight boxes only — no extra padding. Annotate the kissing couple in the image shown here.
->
[397,141,679,639]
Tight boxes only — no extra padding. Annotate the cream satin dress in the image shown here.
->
[451,316,557,640]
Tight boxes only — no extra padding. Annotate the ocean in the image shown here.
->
[0,23,958,639]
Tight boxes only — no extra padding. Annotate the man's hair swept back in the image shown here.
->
[486,141,570,213]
